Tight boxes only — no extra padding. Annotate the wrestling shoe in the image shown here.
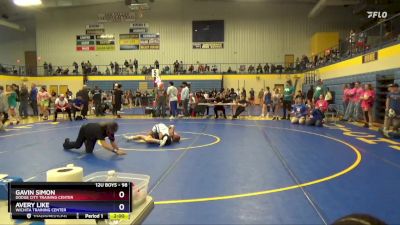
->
[123,135,134,142]
[160,136,168,147]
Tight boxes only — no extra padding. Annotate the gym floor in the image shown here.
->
[0,118,399,224]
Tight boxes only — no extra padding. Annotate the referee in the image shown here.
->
[63,121,126,155]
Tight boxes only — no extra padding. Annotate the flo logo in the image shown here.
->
[367,11,388,19]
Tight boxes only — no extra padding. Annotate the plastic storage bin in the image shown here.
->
[84,171,150,207]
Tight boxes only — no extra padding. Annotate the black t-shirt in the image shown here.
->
[83,123,115,142]
[135,91,141,97]
[92,89,102,102]
[113,89,123,105]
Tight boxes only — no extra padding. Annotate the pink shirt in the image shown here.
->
[347,88,356,102]
[316,99,328,112]
[361,90,375,110]
[354,87,364,102]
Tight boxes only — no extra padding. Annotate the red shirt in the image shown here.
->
[316,99,328,112]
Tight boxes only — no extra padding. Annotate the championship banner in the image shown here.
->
[193,42,224,49]
[119,34,140,50]
[96,34,115,51]
[139,33,160,50]
[76,35,96,51]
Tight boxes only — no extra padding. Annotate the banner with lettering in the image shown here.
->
[95,34,115,51]
[76,35,96,51]
[139,33,160,50]
[119,34,140,50]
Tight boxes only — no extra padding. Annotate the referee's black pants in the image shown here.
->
[63,125,96,153]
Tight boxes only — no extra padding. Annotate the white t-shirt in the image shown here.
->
[167,86,178,102]
[152,123,169,136]
[55,98,69,107]
[181,87,189,100]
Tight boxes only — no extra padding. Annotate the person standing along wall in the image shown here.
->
[30,83,38,116]
[181,82,190,117]
[282,80,295,120]
[19,84,29,118]
[167,81,178,119]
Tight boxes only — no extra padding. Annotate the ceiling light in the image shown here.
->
[13,0,42,7]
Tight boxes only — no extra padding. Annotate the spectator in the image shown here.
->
[141,65,147,74]
[155,60,160,70]
[248,65,255,73]
[112,84,123,118]
[261,87,271,117]
[227,67,233,73]
[282,80,295,120]
[315,94,328,113]
[256,64,263,74]
[325,87,333,104]
[135,89,142,107]
[188,64,194,73]
[92,86,103,116]
[19,84,29,118]
[65,89,73,101]
[349,29,356,55]
[272,88,282,120]
[105,67,110,75]
[249,88,255,105]
[37,86,50,120]
[263,63,270,73]
[72,96,84,120]
[167,81,178,119]
[155,83,167,117]
[354,81,364,121]
[232,95,248,119]
[124,60,129,72]
[181,82,190,117]
[5,85,20,125]
[173,60,179,74]
[43,62,49,75]
[296,90,305,100]
[53,94,72,122]
[313,80,326,102]
[110,62,114,74]
[133,58,138,74]
[212,65,218,73]
[214,93,227,119]
[270,64,276,73]
[0,86,8,130]
[343,82,357,122]
[76,85,89,119]
[361,83,375,128]
[258,88,264,106]
[179,61,184,73]
[129,59,133,73]
[382,83,400,138]
[306,105,325,127]
[92,66,97,74]
[290,96,308,124]
[48,63,53,75]
[357,30,367,53]
[72,62,78,74]
[30,83,38,116]
[342,84,350,114]
[114,62,120,75]
[204,64,210,72]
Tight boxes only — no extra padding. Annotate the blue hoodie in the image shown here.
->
[292,104,308,118]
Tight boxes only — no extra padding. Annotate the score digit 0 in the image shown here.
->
[119,191,125,198]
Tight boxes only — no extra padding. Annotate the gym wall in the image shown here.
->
[35,0,358,66]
